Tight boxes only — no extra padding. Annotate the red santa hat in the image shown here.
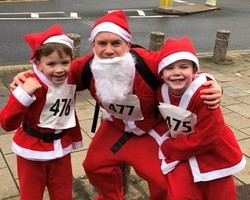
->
[24,24,74,61]
[158,36,199,74]
[89,10,132,42]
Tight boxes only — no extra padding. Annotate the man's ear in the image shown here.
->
[91,42,95,52]
[127,43,131,52]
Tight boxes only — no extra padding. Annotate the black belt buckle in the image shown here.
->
[43,133,55,143]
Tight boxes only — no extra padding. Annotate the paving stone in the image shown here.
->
[238,139,250,157]
[0,168,19,199]
[234,156,250,185]
[226,103,250,118]
[236,95,250,105]
[223,86,249,98]
[224,112,250,129]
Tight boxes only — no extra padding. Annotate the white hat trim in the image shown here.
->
[43,35,74,49]
[88,22,132,42]
[158,51,199,74]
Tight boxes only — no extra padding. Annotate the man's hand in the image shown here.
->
[9,70,34,91]
[200,80,222,110]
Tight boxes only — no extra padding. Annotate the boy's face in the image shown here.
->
[160,59,196,96]
[92,32,129,59]
[36,51,71,84]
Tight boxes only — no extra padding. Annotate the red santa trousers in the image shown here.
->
[83,120,167,200]
[165,161,237,200]
[17,154,73,200]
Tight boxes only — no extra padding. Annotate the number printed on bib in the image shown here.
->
[50,99,72,116]
[158,103,197,138]
[38,84,76,129]
[102,95,144,120]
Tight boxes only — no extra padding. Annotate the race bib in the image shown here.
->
[38,84,76,129]
[102,95,144,121]
[158,103,197,138]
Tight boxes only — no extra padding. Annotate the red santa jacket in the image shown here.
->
[156,74,246,182]
[0,70,83,161]
[69,47,162,135]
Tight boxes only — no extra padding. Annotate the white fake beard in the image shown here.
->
[91,52,135,104]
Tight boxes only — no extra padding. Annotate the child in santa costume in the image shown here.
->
[152,36,246,199]
[0,24,83,200]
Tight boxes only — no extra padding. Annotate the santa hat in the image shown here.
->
[24,24,74,61]
[89,10,132,42]
[158,36,199,74]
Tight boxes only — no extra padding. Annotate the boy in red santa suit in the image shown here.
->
[9,11,223,200]
[0,24,83,200]
[153,36,246,200]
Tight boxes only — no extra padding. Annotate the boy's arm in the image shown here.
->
[0,93,31,131]
[1,77,41,131]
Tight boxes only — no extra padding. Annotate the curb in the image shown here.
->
[0,64,32,76]
[1,50,250,76]
[155,4,219,15]
[197,49,250,57]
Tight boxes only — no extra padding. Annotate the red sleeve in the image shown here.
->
[69,53,94,91]
[0,93,29,131]
[131,47,162,83]
[0,74,42,131]
[161,87,225,161]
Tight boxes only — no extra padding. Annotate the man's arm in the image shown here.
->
[200,80,222,109]
[9,70,34,91]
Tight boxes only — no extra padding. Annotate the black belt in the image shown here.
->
[110,132,133,154]
[22,123,66,143]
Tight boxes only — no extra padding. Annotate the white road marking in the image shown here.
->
[0,17,81,20]
[0,11,81,20]
[70,12,78,18]
[137,10,145,16]
[174,0,196,5]
[0,11,65,15]
[130,15,180,19]
[31,13,39,18]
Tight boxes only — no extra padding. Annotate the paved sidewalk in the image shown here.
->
[0,51,250,199]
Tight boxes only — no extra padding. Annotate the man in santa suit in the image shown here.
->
[10,10,223,200]
[69,11,223,200]
[154,36,246,199]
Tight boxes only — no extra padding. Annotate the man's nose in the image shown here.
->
[105,44,114,54]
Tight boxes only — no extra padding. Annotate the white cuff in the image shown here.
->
[13,85,36,107]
